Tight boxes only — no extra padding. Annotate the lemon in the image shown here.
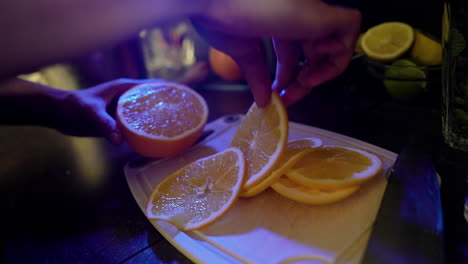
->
[383,59,427,101]
[361,22,414,62]
[410,30,442,66]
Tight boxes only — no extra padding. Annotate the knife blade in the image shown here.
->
[361,142,445,264]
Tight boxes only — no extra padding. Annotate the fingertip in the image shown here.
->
[272,79,281,92]
[279,89,296,106]
[253,90,271,107]
[278,89,291,106]
[100,113,123,145]
[279,82,311,106]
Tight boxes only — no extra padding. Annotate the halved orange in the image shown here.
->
[230,92,289,190]
[117,82,209,158]
[146,147,245,231]
[240,137,323,197]
[286,145,383,190]
[271,176,360,205]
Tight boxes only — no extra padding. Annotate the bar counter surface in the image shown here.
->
[1,58,467,263]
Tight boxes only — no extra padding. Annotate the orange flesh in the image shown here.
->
[120,85,205,137]
[293,147,372,180]
[148,148,243,228]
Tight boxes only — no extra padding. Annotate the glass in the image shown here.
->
[139,20,197,81]
[442,0,468,152]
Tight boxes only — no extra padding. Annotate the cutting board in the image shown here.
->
[124,115,397,264]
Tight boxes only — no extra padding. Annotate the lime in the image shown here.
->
[455,97,466,105]
[383,59,427,101]
[454,108,468,121]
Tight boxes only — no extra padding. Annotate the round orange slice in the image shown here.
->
[286,145,383,190]
[117,82,209,158]
[240,137,323,197]
[146,147,245,231]
[271,176,360,205]
[230,92,289,190]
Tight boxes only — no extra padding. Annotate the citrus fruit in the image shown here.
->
[240,137,323,197]
[230,92,289,190]
[271,176,360,205]
[117,82,209,158]
[361,22,414,62]
[410,30,442,66]
[208,47,243,82]
[383,59,427,101]
[286,145,383,190]
[146,147,245,231]
[455,108,468,121]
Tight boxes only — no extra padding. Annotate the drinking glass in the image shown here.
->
[442,0,468,153]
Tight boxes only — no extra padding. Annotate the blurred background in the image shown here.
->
[17,0,444,92]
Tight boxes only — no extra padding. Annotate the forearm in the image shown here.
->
[0,78,69,128]
[0,0,208,79]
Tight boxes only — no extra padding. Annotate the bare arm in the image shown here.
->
[0,78,166,144]
[0,0,207,79]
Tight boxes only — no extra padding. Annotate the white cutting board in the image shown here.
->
[125,115,397,264]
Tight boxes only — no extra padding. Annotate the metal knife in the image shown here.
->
[361,142,445,264]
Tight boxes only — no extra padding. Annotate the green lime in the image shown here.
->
[390,59,419,67]
[454,108,468,121]
[383,59,427,101]
[455,96,466,105]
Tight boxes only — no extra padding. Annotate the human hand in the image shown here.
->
[192,0,361,106]
[56,78,163,145]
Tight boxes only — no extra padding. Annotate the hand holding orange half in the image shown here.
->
[116,82,208,158]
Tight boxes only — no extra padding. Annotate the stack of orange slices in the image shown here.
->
[138,89,383,231]
[271,145,383,205]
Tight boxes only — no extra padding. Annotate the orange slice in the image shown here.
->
[117,82,209,158]
[286,145,383,190]
[146,147,245,231]
[230,92,289,190]
[271,176,360,205]
[241,137,323,197]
